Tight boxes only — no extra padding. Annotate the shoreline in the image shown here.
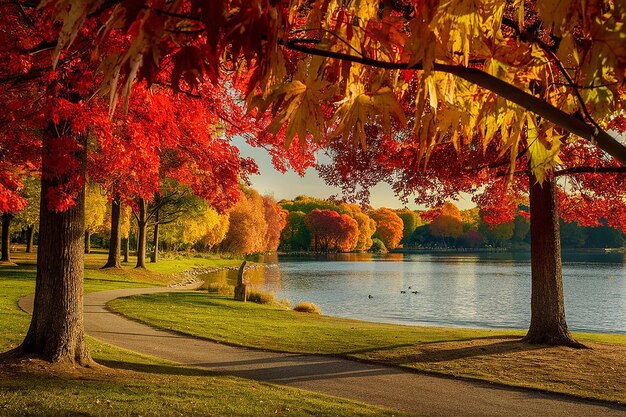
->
[168,262,278,287]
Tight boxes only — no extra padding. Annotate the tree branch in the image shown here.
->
[285,39,626,166]
[555,166,626,176]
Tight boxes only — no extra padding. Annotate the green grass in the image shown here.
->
[0,375,399,417]
[108,291,626,404]
[0,250,402,417]
[109,292,517,355]
[1,339,400,417]
[109,291,626,352]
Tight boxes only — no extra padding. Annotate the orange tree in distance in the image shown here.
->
[369,208,404,250]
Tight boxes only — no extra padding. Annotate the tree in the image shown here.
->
[147,185,210,263]
[13,176,41,254]
[262,196,287,252]
[280,211,310,251]
[396,209,422,245]
[304,209,359,252]
[559,220,587,248]
[457,229,484,249]
[160,202,225,251]
[86,85,256,268]
[102,195,123,268]
[512,214,531,243]
[370,238,387,253]
[200,212,230,252]
[281,196,345,215]
[1,212,13,263]
[369,208,404,250]
[586,222,626,248]
[120,205,132,263]
[0,2,256,363]
[30,0,626,352]
[48,1,626,166]
[408,225,436,248]
[479,219,514,248]
[428,202,464,247]
[84,182,107,254]
[460,208,481,232]
[340,203,377,251]
[221,188,267,255]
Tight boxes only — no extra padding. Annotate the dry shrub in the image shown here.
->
[207,282,234,296]
[293,302,321,314]
[247,289,290,308]
[247,289,276,305]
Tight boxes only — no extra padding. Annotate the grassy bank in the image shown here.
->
[0,249,402,417]
[110,291,626,404]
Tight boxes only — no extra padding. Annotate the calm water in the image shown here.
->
[201,251,626,333]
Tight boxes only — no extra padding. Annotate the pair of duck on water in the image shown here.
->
[368,287,420,298]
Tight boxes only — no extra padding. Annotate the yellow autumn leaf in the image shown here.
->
[265,77,333,147]
[527,115,562,184]
[332,84,406,149]
[536,0,578,36]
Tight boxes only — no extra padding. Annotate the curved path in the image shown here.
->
[20,288,626,417]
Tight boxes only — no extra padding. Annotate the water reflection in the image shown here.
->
[201,251,626,333]
[199,264,283,290]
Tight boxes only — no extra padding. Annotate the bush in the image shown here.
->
[206,282,234,296]
[247,289,276,305]
[369,238,388,253]
[293,302,321,314]
[247,289,290,308]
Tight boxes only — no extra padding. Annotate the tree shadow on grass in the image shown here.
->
[97,359,217,377]
[374,339,547,366]
[343,335,523,356]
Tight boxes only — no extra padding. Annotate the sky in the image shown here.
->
[234,130,626,210]
[233,136,475,210]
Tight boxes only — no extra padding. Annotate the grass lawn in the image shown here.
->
[0,248,402,417]
[109,291,626,404]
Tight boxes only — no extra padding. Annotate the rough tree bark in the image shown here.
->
[18,129,91,365]
[84,231,91,254]
[523,173,584,348]
[102,194,121,268]
[150,209,159,263]
[135,198,147,269]
[25,225,34,253]
[1,212,12,262]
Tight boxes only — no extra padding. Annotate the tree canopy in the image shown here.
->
[43,0,626,176]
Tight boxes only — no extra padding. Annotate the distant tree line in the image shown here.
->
[5,193,623,262]
[277,197,626,253]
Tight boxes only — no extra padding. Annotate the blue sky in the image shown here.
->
[233,136,474,210]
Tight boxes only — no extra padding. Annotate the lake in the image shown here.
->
[201,251,626,334]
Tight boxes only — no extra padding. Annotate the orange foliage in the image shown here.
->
[340,203,377,251]
[221,189,267,255]
[441,201,461,218]
[262,195,287,252]
[304,209,359,252]
[369,208,403,250]
[429,202,463,239]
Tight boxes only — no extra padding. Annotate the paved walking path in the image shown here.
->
[20,288,626,416]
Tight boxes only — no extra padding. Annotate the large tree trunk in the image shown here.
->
[25,225,34,253]
[84,231,91,254]
[19,129,91,365]
[150,210,159,263]
[1,212,12,262]
[102,195,122,268]
[135,198,147,269]
[523,173,584,348]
